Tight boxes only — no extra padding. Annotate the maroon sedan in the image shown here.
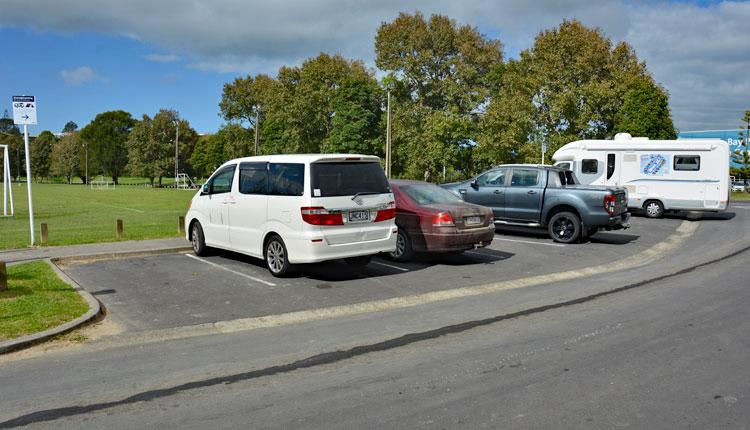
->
[388,180,495,261]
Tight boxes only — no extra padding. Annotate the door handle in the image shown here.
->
[222,200,237,205]
[527,190,537,195]
[493,189,503,194]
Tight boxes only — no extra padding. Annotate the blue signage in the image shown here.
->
[678,129,747,167]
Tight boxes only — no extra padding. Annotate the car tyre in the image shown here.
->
[389,230,415,262]
[643,200,664,218]
[548,211,581,244]
[265,235,293,277]
[344,255,372,267]
[191,221,209,256]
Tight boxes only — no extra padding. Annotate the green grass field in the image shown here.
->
[731,191,750,201]
[0,261,89,340]
[0,183,194,249]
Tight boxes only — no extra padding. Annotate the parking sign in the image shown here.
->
[12,95,37,125]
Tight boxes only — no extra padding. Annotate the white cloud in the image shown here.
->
[60,66,102,86]
[3,1,748,129]
[144,53,181,63]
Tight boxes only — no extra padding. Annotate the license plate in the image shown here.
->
[465,216,481,225]
[348,210,370,223]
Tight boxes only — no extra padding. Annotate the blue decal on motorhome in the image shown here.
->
[640,154,669,176]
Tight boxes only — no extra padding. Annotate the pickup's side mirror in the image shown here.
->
[470,179,479,189]
[201,183,210,195]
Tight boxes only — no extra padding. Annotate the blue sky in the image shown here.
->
[1,0,748,135]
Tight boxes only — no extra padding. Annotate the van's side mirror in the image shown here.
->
[201,183,210,195]
[470,179,479,189]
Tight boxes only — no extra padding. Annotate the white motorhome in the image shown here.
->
[552,133,730,218]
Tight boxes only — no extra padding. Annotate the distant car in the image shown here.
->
[731,181,746,192]
[388,180,495,261]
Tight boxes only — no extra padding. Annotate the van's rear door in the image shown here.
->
[310,159,394,245]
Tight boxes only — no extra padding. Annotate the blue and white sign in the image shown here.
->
[679,129,746,167]
[12,95,37,125]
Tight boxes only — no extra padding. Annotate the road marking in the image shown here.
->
[96,203,146,213]
[493,237,565,247]
[185,254,276,286]
[370,260,410,272]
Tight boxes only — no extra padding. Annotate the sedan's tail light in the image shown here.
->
[301,207,344,225]
[374,201,396,222]
[432,211,454,226]
[604,194,617,216]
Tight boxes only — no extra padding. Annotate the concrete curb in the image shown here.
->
[52,247,193,266]
[0,260,104,355]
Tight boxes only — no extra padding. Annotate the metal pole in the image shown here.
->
[386,91,392,179]
[254,107,260,156]
[85,143,88,186]
[175,121,180,183]
[6,146,13,215]
[23,124,34,245]
[2,145,7,216]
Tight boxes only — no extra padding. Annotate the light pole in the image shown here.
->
[385,90,392,179]
[173,119,180,184]
[254,107,260,156]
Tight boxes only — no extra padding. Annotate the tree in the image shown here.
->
[31,130,55,179]
[614,79,676,139]
[220,74,278,154]
[80,110,135,184]
[477,20,671,168]
[732,110,750,179]
[375,12,503,178]
[62,121,78,133]
[126,114,160,184]
[0,110,23,180]
[50,132,81,184]
[189,124,252,177]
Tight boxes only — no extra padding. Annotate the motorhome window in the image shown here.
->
[268,163,305,196]
[582,159,598,174]
[606,154,616,179]
[674,155,700,171]
[556,162,571,170]
[208,165,236,195]
[510,169,540,187]
[239,162,267,195]
[310,162,390,197]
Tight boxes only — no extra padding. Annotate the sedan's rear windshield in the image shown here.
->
[400,184,463,205]
[311,162,390,197]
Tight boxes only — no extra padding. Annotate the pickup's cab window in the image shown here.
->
[510,169,540,187]
[207,165,236,194]
[477,169,507,186]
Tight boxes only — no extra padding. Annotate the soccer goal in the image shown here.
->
[90,175,115,190]
[1,144,13,216]
[175,173,196,189]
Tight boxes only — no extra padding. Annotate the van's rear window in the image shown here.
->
[311,162,390,197]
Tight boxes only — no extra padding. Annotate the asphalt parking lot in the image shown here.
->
[57,213,710,333]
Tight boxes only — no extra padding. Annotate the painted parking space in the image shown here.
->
[60,214,688,333]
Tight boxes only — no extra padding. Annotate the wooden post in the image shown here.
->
[0,261,7,292]
[116,219,123,239]
[178,215,185,235]
[40,223,48,245]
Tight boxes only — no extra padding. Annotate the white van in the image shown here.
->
[552,133,730,217]
[185,154,397,276]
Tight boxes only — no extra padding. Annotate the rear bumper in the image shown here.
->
[287,226,398,264]
[421,224,495,252]
[584,211,631,231]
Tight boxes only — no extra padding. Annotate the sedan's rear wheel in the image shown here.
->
[389,230,414,262]
[265,235,292,277]
[548,211,581,244]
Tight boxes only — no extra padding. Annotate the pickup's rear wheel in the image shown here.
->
[548,211,581,244]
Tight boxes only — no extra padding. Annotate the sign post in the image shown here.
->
[12,95,37,246]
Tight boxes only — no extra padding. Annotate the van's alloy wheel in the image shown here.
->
[548,211,581,244]
[191,222,208,256]
[265,236,291,277]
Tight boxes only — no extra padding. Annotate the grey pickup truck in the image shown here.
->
[442,164,630,243]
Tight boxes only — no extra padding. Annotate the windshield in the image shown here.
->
[400,184,463,205]
[311,162,390,197]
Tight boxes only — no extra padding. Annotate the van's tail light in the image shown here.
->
[301,207,344,225]
[604,194,617,215]
[374,201,396,222]
[432,211,454,226]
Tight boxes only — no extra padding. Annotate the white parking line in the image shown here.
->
[370,260,410,272]
[185,254,277,286]
[493,237,565,247]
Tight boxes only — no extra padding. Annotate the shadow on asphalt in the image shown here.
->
[202,247,513,283]
[631,211,736,221]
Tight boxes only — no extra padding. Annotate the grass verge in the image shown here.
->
[0,261,89,340]
[731,191,750,201]
[0,183,194,249]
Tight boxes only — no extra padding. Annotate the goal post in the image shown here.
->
[1,144,14,216]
